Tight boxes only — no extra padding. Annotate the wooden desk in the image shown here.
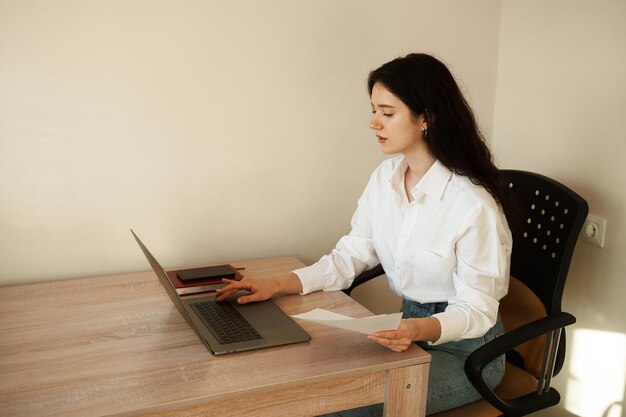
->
[0,257,430,417]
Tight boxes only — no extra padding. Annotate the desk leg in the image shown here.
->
[383,365,429,417]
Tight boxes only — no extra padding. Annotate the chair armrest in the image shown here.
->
[464,312,576,417]
[342,264,385,296]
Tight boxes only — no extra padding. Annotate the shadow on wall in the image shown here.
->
[602,402,624,417]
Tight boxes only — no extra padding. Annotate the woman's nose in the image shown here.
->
[369,115,382,130]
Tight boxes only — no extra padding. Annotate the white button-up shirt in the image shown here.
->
[293,156,512,345]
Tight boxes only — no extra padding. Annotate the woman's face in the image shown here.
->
[369,82,426,156]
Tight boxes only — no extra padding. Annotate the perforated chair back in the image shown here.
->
[503,170,587,314]
[501,170,588,376]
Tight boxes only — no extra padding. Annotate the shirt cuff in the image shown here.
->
[429,310,466,345]
[292,263,326,295]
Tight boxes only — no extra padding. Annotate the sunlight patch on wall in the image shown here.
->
[566,329,625,417]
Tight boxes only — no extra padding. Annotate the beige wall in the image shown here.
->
[494,1,626,416]
[0,0,502,285]
[6,1,624,416]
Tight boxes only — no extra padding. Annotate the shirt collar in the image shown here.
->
[418,160,452,200]
[390,157,452,201]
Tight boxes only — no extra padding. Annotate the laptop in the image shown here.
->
[131,229,310,355]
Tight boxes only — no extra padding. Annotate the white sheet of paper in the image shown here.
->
[291,308,403,334]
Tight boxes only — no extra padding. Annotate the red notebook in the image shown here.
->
[165,264,243,296]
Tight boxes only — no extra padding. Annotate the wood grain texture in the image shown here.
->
[383,365,429,417]
[0,257,430,417]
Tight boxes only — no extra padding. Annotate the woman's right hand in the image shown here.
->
[215,278,279,304]
[215,273,303,304]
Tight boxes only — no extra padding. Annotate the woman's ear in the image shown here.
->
[424,108,435,126]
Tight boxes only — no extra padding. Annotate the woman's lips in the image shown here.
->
[377,135,387,144]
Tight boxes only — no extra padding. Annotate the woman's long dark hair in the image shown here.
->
[368,53,512,220]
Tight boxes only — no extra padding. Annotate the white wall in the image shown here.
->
[494,1,626,416]
[0,0,502,285]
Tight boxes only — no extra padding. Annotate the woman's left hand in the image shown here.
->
[367,319,417,352]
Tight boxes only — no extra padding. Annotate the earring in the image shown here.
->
[423,126,428,139]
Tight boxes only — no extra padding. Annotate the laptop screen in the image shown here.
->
[131,229,197,329]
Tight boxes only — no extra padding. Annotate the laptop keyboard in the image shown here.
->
[190,301,262,345]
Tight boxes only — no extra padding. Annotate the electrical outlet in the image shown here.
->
[582,214,606,248]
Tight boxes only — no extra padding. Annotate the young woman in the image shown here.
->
[217,53,512,415]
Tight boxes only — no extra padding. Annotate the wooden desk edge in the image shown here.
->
[110,364,429,417]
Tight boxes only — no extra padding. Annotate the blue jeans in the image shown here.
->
[320,299,505,416]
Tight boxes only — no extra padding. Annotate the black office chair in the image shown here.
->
[344,170,588,417]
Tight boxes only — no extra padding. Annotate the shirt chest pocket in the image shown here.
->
[409,244,456,287]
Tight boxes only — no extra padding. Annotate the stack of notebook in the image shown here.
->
[166,265,243,296]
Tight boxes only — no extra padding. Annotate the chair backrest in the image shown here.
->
[499,170,588,377]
